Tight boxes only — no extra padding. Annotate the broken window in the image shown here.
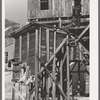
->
[40,0,49,10]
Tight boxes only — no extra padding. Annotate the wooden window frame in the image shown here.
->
[40,0,49,10]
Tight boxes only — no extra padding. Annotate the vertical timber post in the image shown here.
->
[70,47,74,61]
[26,33,30,100]
[46,28,50,100]
[27,33,29,65]
[52,30,56,100]
[66,35,70,100]
[39,27,41,99]
[35,29,39,100]
[39,27,41,72]
[19,35,22,100]
[19,36,22,63]
[59,18,62,28]
[77,43,82,96]
[25,66,30,100]
[12,38,15,100]
[60,47,63,100]
[13,38,15,59]
[12,63,15,100]
[79,43,82,61]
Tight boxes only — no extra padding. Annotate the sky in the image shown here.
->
[5,0,27,25]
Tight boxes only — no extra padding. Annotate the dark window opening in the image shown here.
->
[5,52,8,63]
[40,0,49,10]
[8,61,11,68]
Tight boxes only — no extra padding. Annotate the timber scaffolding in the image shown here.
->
[8,18,89,100]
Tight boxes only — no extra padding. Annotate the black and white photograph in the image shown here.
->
[4,0,98,100]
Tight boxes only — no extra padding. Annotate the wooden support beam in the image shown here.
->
[52,30,56,100]
[79,43,82,61]
[77,61,80,96]
[25,66,30,100]
[38,37,67,75]
[76,25,89,43]
[70,62,77,72]
[70,47,74,60]
[80,43,89,55]
[19,36,22,62]
[26,33,30,99]
[46,29,50,61]
[46,29,50,100]
[39,27,41,71]
[11,18,89,38]
[38,27,41,99]
[11,63,15,100]
[61,51,67,67]
[27,33,29,65]
[9,82,25,100]
[19,35,22,100]
[13,38,15,58]
[35,29,39,100]
[36,55,68,100]
[66,35,70,100]
[59,18,62,28]
[60,57,63,100]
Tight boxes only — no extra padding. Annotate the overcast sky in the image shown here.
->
[5,0,27,25]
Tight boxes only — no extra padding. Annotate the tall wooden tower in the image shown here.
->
[9,0,90,100]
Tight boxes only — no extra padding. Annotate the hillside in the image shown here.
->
[5,19,20,46]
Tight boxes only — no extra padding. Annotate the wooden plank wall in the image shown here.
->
[14,26,87,98]
[29,30,35,74]
[81,0,89,15]
[56,33,66,48]
[28,0,89,19]
[15,37,19,58]
[49,30,54,58]
[65,0,73,17]
[21,34,27,63]
[41,28,46,63]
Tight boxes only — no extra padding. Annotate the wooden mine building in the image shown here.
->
[28,0,89,21]
[9,0,90,100]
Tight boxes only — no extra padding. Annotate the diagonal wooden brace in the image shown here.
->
[9,82,25,100]
[36,55,68,100]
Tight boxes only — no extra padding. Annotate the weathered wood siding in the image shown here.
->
[29,30,35,74]
[28,0,89,19]
[21,34,27,63]
[49,30,54,57]
[14,26,87,95]
[15,37,19,58]
[14,29,66,74]
[81,0,89,15]
[41,28,47,63]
